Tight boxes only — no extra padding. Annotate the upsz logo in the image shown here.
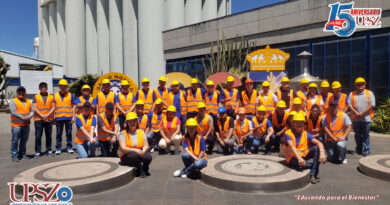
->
[8,182,73,205]
[324,1,381,37]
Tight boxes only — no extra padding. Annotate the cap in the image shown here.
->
[227,76,235,82]
[308,83,318,88]
[171,80,179,86]
[293,97,302,105]
[191,78,198,84]
[81,84,91,90]
[206,80,214,86]
[83,102,91,108]
[16,86,26,93]
[237,107,246,114]
[354,77,366,85]
[159,76,167,82]
[102,79,110,84]
[197,102,206,109]
[185,118,198,127]
[126,112,138,121]
[329,100,338,106]
[257,105,267,112]
[167,106,176,112]
[281,77,290,82]
[59,79,68,86]
[106,102,115,109]
[293,113,306,122]
[245,78,254,84]
[155,98,163,105]
[121,80,130,86]
[262,81,270,87]
[276,100,286,108]
[289,111,298,116]
[218,107,227,114]
[332,81,341,89]
[136,100,144,105]
[320,81,330,88]
[300,78,309,84]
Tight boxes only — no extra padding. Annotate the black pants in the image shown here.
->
[121,152,152,174]
[34,120,53,153]
[205,135,216,153]
[99,140,111,157]
[118,114,126,131]
[288,146,319,176]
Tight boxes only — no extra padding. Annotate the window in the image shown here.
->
[371,34,388,99]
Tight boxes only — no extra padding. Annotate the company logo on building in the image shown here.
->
[246,45,290,72]
[324,1,381,37]
[8,182,73,205]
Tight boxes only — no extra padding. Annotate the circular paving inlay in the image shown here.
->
[14,158,134,195]
[201,155,310,193]
[359,155,390,181]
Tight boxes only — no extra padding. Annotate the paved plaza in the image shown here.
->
[0,113,389,204]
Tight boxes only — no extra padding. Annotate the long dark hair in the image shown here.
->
[184,129,198,140]
[126,119,139,133]
[310,104,321,119]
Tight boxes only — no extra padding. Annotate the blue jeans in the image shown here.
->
[326,139,348,163]
[99,140,111,157]
[34,120,53,153]
[235,135,254,154]
[76,138,97,158]
[182,153,207,176]
[11,126,30,157]
[288,146,320,176]
[352,121,371,154]
[56,120,73,150]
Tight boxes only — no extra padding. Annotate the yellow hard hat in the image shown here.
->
[186,118,198,127]
[102,79,110,84]
[159,76,167,82]
[167,105,176,112]
[171,80,179,86]
[126,112,138,121]
[121,80,130,86]
[142,78,150,83]
[206,80,214,86]
[197,102,206,109]
[308,83,318,89]
[281,77,290,82]
[332,81,342,89]
[81,84,91,90]
[293,113,306,122]
[257,105,267,112]
[227,76,235,82]
[355,77,366,84]
[276,100,286,108]
[320,81,330,88]
[289,111,298,116]
[262,81,270,87]
[191,78,198,84]
[155,98,163,105]
[300,78,309,84]
[136,100,144,105]
[59,79,68,86]
[293,97,302,105]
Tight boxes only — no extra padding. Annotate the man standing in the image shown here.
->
[54,79,76,155]
[276,77,297,109]
[348,77,375,156]
[297,78,309,101]
[257,81,278,115]
[33,82,55,158]
[222,76,240,118]
[96,79,115,115]
[135,78,156,114]
[168,80,187,134]
[115,80,135,130]
[204,80,220,123]
[186,78,206,119]
[241,78,258,119]
[329,81,348,113]
[10,86,33,162]
[153,76,170,110]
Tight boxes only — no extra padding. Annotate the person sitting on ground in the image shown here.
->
[173,118,207,179]
[119,112,152,178]
[215,107,235,155]
[305,104,324,143]
[268,100,289,152]
[159,106,182,155]
[235,107,254,154]
[147,99,166,153]
[75,102,97,158]
[97,102,119,157]
[252,105,274,154]
[284,113,327,184]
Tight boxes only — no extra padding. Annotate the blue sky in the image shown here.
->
[0,0,285,57]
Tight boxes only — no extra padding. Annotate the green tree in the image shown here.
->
[0,55,11,108]
[68,74,100,97]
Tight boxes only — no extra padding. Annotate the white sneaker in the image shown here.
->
[173,169,182,177]
[180,174,187,178]
[342,159,348,164]
[150,147,154,153]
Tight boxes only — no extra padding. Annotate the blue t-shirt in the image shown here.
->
[55,93,76,122]
[114,92,135,103]
[154,87,172,98]
[183,136,206,151]
[207,91,221,103]
[76,115,97,128]
[138,115,151,128]
[285,130,314,147]
[75,96,97,106]
[221,89,240,100]
[170,91,186,117]
[134,89,157,102]
[251,119,272,131]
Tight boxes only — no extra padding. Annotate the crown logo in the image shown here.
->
[246,45,290,72]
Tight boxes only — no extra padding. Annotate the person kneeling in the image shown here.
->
[174,118,207,179]
[252,106,274,154]
[159,106,182,155]
[75,102,97,158]
[284,114,327,184]
[215,107,235,155]
[119,112,152,178]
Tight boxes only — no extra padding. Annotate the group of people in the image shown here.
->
[10,74,375,182]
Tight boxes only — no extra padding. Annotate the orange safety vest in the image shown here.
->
[306,114,322,133]
[325,111,347,142]
[168,91,186,116]
[151,111,166,132]
[252,116,268,138]
[351,89,374,119]
[235,119,251,140]
[276,89,294,108]
[154,87,169,109]
[120,129,144,157]
[205,91,218,115]
[117,92,133,115]
[97,113,116,141]
[258,92,276,114]
[195,114,211,136]
[97,91,115,113]
[306,95,322,111]
[241,90,257,114]
[297,90,307,101]
[329,93,347,112]
[75,114,94,145]
[11,98,32,127]
[322,92,333,112]
[185,135,208,160]
[138,89,154,114]
[187,88,204,113]
[223,88,239,111]
[54,92,73,118]
[271,111,289,128]
[217,116,231,139]
[162,117,178,138]
[283,129,309,164]
[77,96,94,115]
[34,94,54,121]
[138,114,149,132]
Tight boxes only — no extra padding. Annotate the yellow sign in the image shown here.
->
[246,45,290,72]
[92,72,138,98]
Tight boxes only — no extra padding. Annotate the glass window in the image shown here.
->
[312,42,324,79]
[338,39,351,93]
[371,34,388,99]
[351,37,365,86]
[324,40,337,83]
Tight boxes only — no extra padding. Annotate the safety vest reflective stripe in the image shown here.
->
[162,117,178,138]
[185,134,208,160]
[138,89,154,114]
[11,98,32,127]
[276,89,294,108]
[187,88,204,113]
[205,91,219,115]
[351,89,374,119]
[252,116,267,137]
[325,111,346,141]
[235,119,250,138]
[168,91,187,116]
[120,129,144,157]
[224,89,238,111]
[283,129,309,164]
[97,113,116,141]
[242,90,257,114]
[97,91,115,113]
[75,114,93,144]
[34,94,54,121]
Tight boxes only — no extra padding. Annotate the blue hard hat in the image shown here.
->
[218,107,227,114]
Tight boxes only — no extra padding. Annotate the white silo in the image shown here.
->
[217,0,226,17]
[41,5,50,61]
[57,0,66,73]
[123,0,138,85]
[97,0,110,75]
[185,0,202,25]
[38,0,43,60]
[109,0,123,73]
[202,0,218,21]
[138,0,165,88]
[86,0,98,74]
[33,37,39,59]
[49,2,58,63]
[165,0,185,30]
[65,0,86,78]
